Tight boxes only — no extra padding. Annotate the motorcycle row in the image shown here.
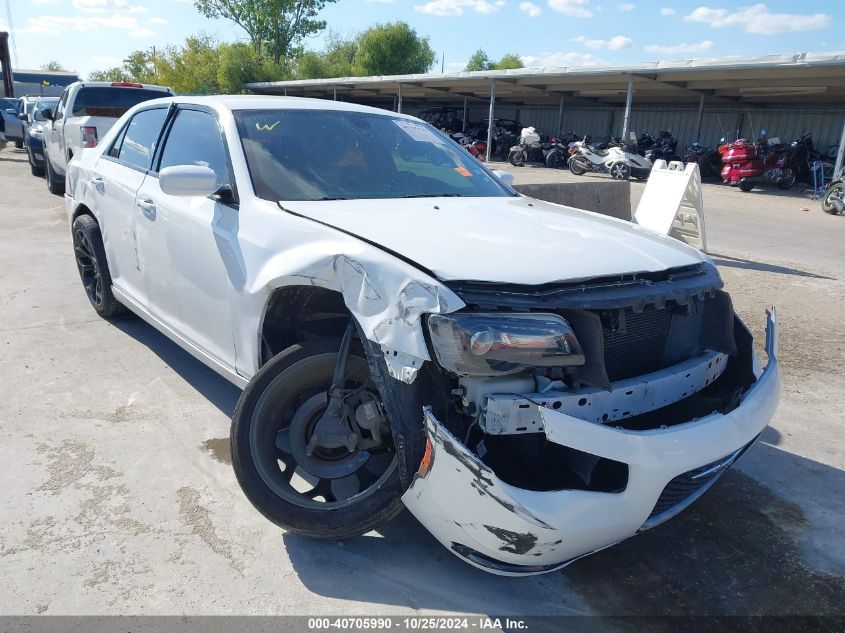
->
[425,108,838,198]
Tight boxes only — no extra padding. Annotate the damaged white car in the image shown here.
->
[64,96,779,575]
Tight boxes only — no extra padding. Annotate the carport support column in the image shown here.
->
[834,117,845,180]
[621,73,634,143]
[557,95,564,134]
[694,94,705,143]
[462,98,468,133]
[397,83,403,114]
[486,79,496,162]
[333,86,337,101]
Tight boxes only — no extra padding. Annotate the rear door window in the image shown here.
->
[112,108,168,171]
[71,87,169,118]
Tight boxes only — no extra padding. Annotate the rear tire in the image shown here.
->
[545,150,563,169]
[778,169,796,190]
[14,139,23,149]
[738,179,755,192]
[45,154,65,195]
[231,337,405,539]
[71,215,126,318]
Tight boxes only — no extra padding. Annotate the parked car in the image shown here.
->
[41,81,174,195]
[1,97,24,147]
[24,96,59,176]
[65,96,779,576]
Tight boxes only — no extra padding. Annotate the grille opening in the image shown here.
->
[477,432,628,493]
[598,305,675,381]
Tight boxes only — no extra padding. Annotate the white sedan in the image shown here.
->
[64,96,778,575]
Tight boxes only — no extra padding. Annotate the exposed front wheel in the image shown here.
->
[508,149,524,167]
[231,337,404,539]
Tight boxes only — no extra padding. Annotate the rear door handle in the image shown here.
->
[137,198,156,219]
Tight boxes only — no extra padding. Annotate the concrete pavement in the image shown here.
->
[1,148,843,620]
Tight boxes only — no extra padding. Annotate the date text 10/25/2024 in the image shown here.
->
[307,617,529,631]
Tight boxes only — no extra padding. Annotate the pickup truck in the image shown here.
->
[42,81,174,195]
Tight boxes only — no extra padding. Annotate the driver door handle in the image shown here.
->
[137,198,156,219]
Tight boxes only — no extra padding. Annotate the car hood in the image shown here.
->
[282,196,708,285]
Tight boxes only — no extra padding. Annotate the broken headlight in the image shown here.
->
[427,313,584,376]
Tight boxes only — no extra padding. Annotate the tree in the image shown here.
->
[495,53,524,70]
[218,42,283,93]
[465,49,492,72]
[156,36,221,94]
[41,60,69,72]
[353,21,435,76]
[89,67,129,82]
[464,50,524,72]
[194,0,338,64]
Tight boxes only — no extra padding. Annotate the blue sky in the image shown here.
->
[3,0,841,78]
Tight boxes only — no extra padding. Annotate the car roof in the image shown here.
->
[137,95,417,119]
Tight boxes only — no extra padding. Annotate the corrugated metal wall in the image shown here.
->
[406,102,845,152]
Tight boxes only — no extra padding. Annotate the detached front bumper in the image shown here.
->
[402,310,779,576]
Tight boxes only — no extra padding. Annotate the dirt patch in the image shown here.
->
[566,470,845,618]
[201,437,231,465]
[176,486,245,573]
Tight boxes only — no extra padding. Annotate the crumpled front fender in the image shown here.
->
[402,309,779,576]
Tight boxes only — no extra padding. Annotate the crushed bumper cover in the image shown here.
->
[402,310,779,576]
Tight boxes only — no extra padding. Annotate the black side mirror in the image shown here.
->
[40,108,54,120]
[18,112,28,121]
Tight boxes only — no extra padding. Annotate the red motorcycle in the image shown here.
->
[466,140,487,159]
[720,138,796,192]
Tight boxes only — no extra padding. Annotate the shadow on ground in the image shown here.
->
[109,314,241,416]
[284,441,845,619]
[711,253,836,280]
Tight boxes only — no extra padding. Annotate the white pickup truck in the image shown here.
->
[42,81,173,195]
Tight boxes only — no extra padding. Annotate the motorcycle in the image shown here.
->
[821,169,844,215]
[567,137,652,180]
[466,139,488,160]
[720,137,796,192]
[645,130,681,164]
[685,141,723,180]
[544,134,578,169]
[508,127,546,166]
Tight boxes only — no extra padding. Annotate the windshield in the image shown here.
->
[33,99,58,121]
[234,109,513,202]
[71,87,169,117]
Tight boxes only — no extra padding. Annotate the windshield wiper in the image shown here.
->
[313,196,350,201]
[399,193,463,198]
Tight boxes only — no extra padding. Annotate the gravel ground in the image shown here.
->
[0,147,843,622]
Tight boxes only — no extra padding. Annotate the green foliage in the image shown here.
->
[353,22,435,76]
[495,53,524,70]
[194,0,338,64]
[87,35,292,94]
[295,22,434,79]
[464,50,524,72]
[464,49,492,72]
[40,60,69,72]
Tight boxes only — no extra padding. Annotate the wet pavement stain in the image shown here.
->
[566,470,845,618]
[201,437,231,465]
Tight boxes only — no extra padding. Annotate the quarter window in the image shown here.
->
[113,108,168,171]
[159,109,229,186]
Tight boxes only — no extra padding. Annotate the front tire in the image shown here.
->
[569,155,588,176]
[822,182,844,214]
[610,162,631,180]
[508,149,524,167]
[72,215,125,318]
[545,150,563,169]
[232,337,405,539]
[778,169,796,190]
[28,146,44,177]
